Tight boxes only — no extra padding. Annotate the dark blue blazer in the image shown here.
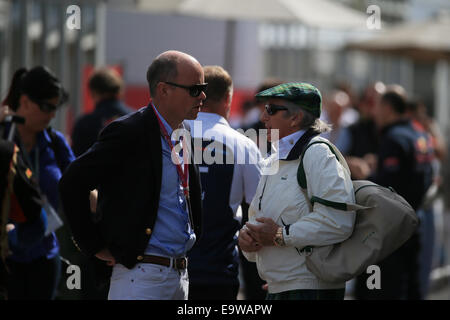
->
[59,105,203,269]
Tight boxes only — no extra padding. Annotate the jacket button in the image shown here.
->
[137,255,144,261]
[145,228,152,235]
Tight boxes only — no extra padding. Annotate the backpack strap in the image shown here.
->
[297,140,366,212]
[297,140,339,189]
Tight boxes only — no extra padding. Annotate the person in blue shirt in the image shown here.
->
[59,50,205,300]
[186,66,261,300]
[1,66,75,300]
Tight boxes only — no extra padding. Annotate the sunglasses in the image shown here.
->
[30,90,68,113]
[265,103,289,115]
[164,81,208,97]
[32,100,59,113]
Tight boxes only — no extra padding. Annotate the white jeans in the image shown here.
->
[108,262,189,300]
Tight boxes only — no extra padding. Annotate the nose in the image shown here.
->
[199,90,206,101]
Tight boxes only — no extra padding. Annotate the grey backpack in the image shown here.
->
[297,140,419,283]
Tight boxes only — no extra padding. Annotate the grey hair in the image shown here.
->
[283,100,331,133]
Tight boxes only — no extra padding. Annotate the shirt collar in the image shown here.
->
[275,129,306,160]
[194,112,230,127]
[152,103,174,136]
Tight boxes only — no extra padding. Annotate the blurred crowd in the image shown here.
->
[0,62,448,300]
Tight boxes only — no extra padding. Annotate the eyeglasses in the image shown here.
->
[265,103,289,115]
[29,90,68,114]
[34,100,59,113]
[164,81,208,97]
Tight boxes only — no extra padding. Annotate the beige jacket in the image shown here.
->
[243,136,356,293]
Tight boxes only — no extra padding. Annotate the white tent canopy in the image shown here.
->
[138,0,368,29]
[347,12,450,60]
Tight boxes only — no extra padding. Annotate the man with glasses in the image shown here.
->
[59,50,206,300]
[238,83,356,300]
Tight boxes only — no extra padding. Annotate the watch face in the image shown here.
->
[274,234,284,246]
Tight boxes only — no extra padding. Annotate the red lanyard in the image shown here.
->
[151,103,189,198]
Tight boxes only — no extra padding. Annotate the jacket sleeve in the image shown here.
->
[58,120,130,256]
[283,143,356,248]
[241,248,257,262]
[52,130,76,172]
[242,142,262,206]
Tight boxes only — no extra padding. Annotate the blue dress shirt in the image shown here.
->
[145,106,196,258]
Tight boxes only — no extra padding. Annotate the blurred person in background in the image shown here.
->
[406,100,447,162]
[334,81,359,128]
[354,89,434,300]
[321,90,352,154]
[345,82,386,180]
[1,66,74,300]
[405,99,446,298]
[71,67,133,157]
[186,66,261,300]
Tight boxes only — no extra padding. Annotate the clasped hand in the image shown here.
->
[238,217,279,252]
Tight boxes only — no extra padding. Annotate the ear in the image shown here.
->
[224,91,233,111]
[156,82,170,99]
[290,110,303,128]
[225,91,232,107]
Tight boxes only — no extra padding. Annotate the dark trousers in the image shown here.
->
[188,283,239,300]
[239,253,267,300]
[266,288,345,300]
[55,224,110,300]
[6,255,61,300]
[354,233,422,300]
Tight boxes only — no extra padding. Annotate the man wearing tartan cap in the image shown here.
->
[255,82,322,118]
[238,82,356,300]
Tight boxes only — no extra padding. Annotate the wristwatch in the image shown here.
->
[273,227,285,247]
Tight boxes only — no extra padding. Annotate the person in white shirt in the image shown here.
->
[238,82,356,300]
[187,66,262,300]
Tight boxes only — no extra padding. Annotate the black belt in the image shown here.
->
[140,255,187,270]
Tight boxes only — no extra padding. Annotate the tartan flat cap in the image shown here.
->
[255,82,322,118]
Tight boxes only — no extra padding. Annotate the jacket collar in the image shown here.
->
[380,118,410,136]
[285,128,321,161]
[142,102,198,168]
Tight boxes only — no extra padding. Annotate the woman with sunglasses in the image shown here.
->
[1,66,75,300]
